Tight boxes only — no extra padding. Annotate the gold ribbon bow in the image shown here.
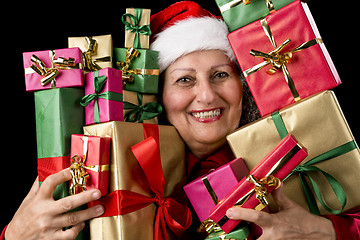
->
[243,18,323,102]
[220,0,274,13]
[82,36,111,72]
[246,174,281,206]
[30,50,79,88]
[116,47,140,85]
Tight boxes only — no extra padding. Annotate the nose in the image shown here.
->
[195,77,217,105]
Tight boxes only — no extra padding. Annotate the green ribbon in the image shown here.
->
[80,71,123,123]
[123,92,162,123]
[122,9,151,49]
[271,111,355,215]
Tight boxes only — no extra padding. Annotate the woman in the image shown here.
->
[3,1,360,239]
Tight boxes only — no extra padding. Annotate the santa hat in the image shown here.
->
[150,1,236,73]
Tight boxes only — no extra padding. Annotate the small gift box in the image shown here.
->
[123,8,151,49]
[68,34,112,72]
[202,134,307,234]
[216,0,294,32]
[34,88,84,159]
[205,225,250,240]
[23,47,83,92]
[70,134,111,196]
[227,91,360,215]
[184,158,249,222]
[81,68,124,125]
[228,0,341,116]
[84,122,191,240]
[113,47,159,94]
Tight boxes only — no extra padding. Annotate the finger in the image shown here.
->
[55,205,104,228]
[226,206,273,227]
[39,169,72,199]
[53,189,102,215]
[24,176,40,201]
[54,222,85,240]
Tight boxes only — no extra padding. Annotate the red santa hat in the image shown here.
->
[150,1,236,73]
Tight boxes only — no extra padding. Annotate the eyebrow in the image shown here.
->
[170,63,233,74]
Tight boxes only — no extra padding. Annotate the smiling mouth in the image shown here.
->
[190,108,222,119]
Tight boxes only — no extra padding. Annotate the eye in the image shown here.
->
[175,76,195,87]
[212,71,230,82]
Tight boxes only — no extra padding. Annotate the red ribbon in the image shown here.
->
[89,123,192,240]
[37,156,70,182]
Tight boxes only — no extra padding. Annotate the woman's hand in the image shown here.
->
[225,184,337,240]
[5,168,104,240]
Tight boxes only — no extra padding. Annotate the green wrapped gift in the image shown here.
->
[215,0,294,31]
[205,225,250,240]
[34,88,84,159]
[113,47,159,94]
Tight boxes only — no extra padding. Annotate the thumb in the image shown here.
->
[271,182,296,211]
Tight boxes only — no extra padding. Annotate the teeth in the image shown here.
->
[192,109,221,119]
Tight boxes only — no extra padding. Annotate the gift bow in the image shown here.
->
[246,174,281,206]
[82,36,111,72]
[30,50,78,88]
[116,47,140,85]
[243,18,323,102]
[122,8,151,49]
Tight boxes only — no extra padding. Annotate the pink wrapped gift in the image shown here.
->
[202,134,308,234]
[81,68,124,125]
[70,134,111,196]
[23,47,83,92]
[228,0,341,116]
[184,158,249,222]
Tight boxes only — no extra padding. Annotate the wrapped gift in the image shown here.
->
[23,48,83,92]
[202,134,307,234]
[68,34,112,72]
[84,122,191,240]
[205,225,250,240]
[184,158,249,222]
[122,8,151,49]
[216,0,294,32]
[228,0,341,116]
[34,88,84,159]
[113,47,159,94]
[70,134,111,196]
[227,91,360,215]
[81,68,124,125]
[123,90,162,124]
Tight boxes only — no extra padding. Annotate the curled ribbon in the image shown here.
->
[30,50,78,88]
[122,8,151,49]
[246,174,281,206]
[243,18,323,102]
[116,47,140,85]
[82,36,111,72]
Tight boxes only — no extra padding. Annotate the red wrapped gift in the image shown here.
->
[228,0,341,116]
[184,158,249,222]
[201,134,308,234]
[70,134,111,196]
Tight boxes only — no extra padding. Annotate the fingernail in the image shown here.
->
[92,190,101,200]
[95,205,105,215]
[226,208,234,219]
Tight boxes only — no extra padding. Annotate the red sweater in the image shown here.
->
[186,144,360,240]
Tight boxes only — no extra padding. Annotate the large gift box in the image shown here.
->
[227,91,360,215]
[203,134,307,233]
[70,134,111,196]
[113,47,159,94]
[184,158,249,222]
[68,34,112,72]
[216,0,294,32]
[122,8,151,49]
[23,47,83,92]
[83,122,192,240]
[228,0,341,116]
[81,68,124,125]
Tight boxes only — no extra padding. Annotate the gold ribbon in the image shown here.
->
[28,50,80,88]
[246,174,281,206]
[82,36,111,72]
[116,47,160,86]
[69,136,110,195]
[202,175,219,205]
[243,18,323,102]
[220,0,274,13]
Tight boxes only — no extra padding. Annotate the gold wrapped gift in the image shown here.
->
[68,34,112,72]
[123,8,151,49]
[84,121,189,240]
[227,90,360,215]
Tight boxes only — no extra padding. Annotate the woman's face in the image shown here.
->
[162,50,243,157]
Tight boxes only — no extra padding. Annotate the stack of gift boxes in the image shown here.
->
[182,0,360,239]
[23,8,192,240]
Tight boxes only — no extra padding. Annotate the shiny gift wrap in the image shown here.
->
[227,91,360,215]
[184,158,249,222]
[83,122,191,240]
[68,34,112,72]
[23,48,83,92]
[205,134,307,233]
[228,0,341,116]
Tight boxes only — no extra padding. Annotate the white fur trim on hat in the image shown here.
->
[150,17,236,73]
